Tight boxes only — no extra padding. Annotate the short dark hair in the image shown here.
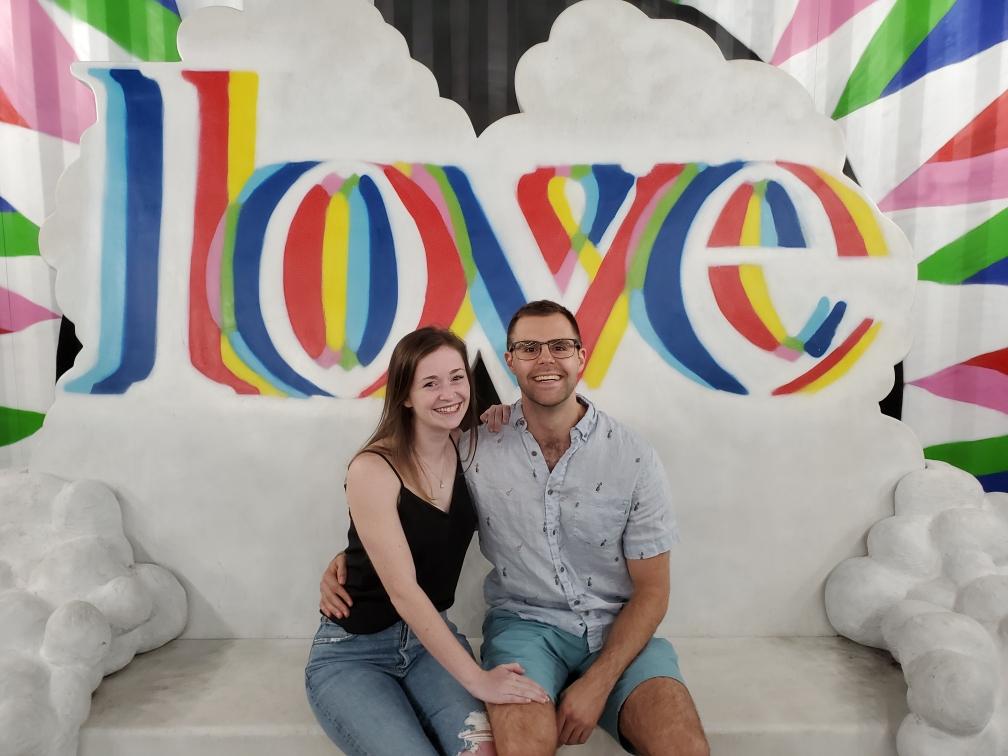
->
[506,300,581,346]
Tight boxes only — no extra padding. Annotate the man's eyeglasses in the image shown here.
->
[507,339,582,360]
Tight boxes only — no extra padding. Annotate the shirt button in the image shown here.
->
[531,450,538,456]
[547,489,553,495]
[573,599,581,605]
[560,566,565,573]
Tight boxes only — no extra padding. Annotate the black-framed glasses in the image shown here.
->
[507,338,581,360]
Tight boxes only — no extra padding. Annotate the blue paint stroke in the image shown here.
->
[977,471,1008,493]
[442,166,525,335]
[355,174,397,367]
[765,181,805,248]
[963,255,1008,286]
[232,160,331,396]
[795,297,832,344]
[883,0,1008,97]
[67,70,130,393]
[344,180,369,355]
[578,169,599,245]
[469,275,516,384]
[630,290,715,389]
[589,165,635,246]
[0,196,16,213]
[641,162,747,394]
[152,0,181,15]
[804,301,847,357]
[759,190,778,247]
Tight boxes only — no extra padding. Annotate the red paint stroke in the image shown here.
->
[517,167,570,276]
[0,85,28,128]
[772,318,874,395]
[576,163,686,359]
[708,184,753,247]
[183,71,256,395]
[779,162,867,257]
[382,165,468,330]
[932,90,1008,162]
[708,266,779,351]
[964,346,1008,375]
[284,186,328,359]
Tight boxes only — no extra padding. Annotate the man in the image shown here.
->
[322,300,708,756]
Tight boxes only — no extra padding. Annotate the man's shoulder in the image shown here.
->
[589,406,653,456]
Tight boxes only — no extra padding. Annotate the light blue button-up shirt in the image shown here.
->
[464,396,679,651]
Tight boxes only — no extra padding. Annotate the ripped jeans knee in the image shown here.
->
[458,709,495,755]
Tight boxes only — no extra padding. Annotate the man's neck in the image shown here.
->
[520,394,585,447]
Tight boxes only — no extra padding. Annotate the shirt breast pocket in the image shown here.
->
[571,497,629,548]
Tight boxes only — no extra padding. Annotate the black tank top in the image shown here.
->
[333,447,478,634]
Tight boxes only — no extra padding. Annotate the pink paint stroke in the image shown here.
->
[0,285,59,332]
[771,0,879,65]
[0,0,96,142]
[773,345,803,362]
[879,147,1008,211]
[911,365,1008,415]
[205,216,226,325]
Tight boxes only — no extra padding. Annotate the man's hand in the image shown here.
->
[555,673,611,746]
[319,551,352,619]
[479,404,511,432]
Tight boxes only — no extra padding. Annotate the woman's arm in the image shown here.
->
[346,453,548,705]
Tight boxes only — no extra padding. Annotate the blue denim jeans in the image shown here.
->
[305,614,491,756]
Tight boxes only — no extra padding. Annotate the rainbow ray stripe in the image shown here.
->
[707,180,806,248]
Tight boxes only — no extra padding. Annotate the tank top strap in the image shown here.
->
[358,449,405,486]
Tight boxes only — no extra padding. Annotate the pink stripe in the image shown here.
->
[555,250,579,291]
[316,347,341,368]
[205,216,226,325]
[911,365,1008,414]
[880,148,1008,211]
[320,172,345,195]
[625,177,679,276]
[0,0,95,142]
[773,345,803,362]
[0,285,59,331]
[411,166,455,232]
[771,0,879,65]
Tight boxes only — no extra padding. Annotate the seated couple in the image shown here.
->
[305,300,709,756]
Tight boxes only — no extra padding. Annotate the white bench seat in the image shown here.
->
[80,636,908,756]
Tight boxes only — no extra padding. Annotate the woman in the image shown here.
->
[305,327,548,756]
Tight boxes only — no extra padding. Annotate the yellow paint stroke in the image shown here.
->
[322,192,351,351]
[227,72,259,202]
[800,322,882,393]
[815,170,888,256]
[547,176,603,276]
[584,292,630,388]
[392,161,413,177]
[450,292,477,336]
[740,188,762,247]
[220,335,284,396]
[738,265,788,342]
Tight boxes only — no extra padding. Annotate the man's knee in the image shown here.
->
[487,702,556,756]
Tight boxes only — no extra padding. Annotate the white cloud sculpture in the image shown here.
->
[0,470,186,756]
[826,461,1008,756]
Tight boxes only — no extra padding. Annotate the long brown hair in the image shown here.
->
[358,327,479,491]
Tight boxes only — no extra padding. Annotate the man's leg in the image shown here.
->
[619,677,709,756]
[487,701,557,756]
[480,610,577,756]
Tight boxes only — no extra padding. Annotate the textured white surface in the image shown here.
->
[826,461,1008,756]
[0,470,186,756]
[79,636,907,756]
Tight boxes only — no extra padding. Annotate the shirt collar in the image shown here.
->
[511,394,598,440]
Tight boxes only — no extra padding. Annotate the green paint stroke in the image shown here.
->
[0,406,45,447]
[925,435,1008,477]
[52,0,181,62]
[0,212,40,257]
[918,207,1008,284]
[832,0,956,119]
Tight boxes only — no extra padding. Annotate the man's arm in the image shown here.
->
[556,552,670,745]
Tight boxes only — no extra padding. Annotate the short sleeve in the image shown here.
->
[622,446,679,559]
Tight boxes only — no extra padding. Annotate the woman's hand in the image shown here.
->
[467,662,550,705]
[479,404,511,432]
[319,551,352,619]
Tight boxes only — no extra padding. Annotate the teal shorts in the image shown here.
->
[481,609,684,751]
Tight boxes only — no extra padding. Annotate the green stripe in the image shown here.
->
[924,435,1008,477]
[426,165,477,283]
[918,207,1008,284]
[0,212,40,257]
[52,0,180,62]
[627,164,698,290]
[220,204,240,332]
[832,0,956,119]
[0,406,45,447]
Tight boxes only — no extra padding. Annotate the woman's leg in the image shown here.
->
[306,619,441,756]
[400,624,496,756]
